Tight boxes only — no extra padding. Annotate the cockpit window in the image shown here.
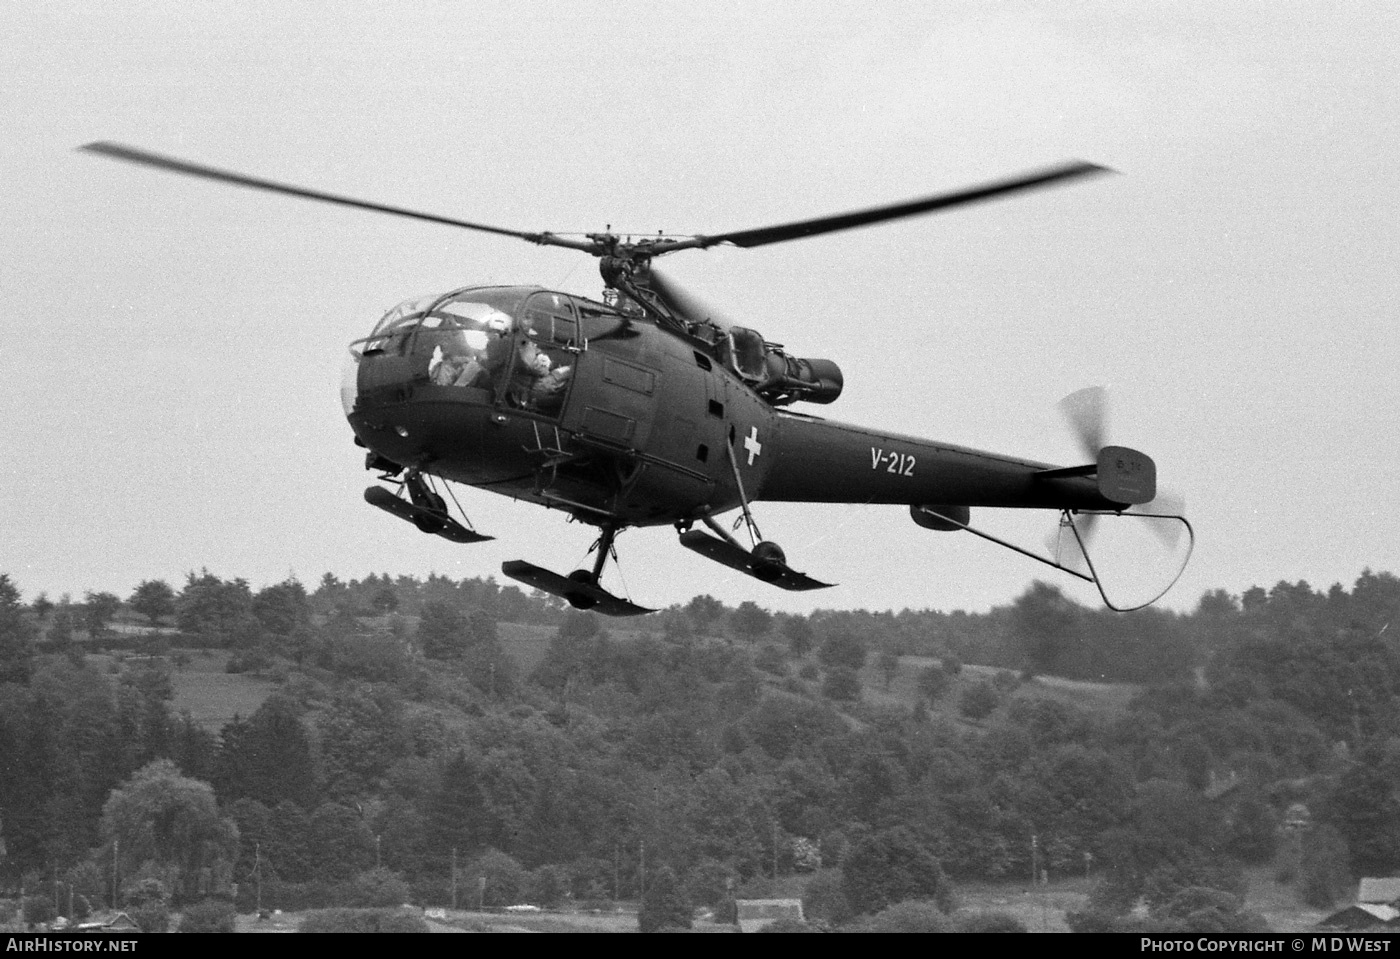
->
[417,290,522,393]
[506,292,578,416]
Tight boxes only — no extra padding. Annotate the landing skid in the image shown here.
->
[364,486,493,544]
[679,530,832,592]
[500,561,655,617]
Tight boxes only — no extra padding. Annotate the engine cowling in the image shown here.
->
[760,354,843,405]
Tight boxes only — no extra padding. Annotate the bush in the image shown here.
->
[299,908,429,933]
[917,665,949,702]
[956,910,1027,932]
[638,866,691,933]
[22,895,56,926]
[842,828,954,917]
[178,899,236,933]
[347,867,411,908]
[1065,907,1118,933]
[958,681,1000,720]
[226,647,273,673]
[992,669,1020,692]
[801,871,852,927]
[822,666,861,702]
[855,901,951,933]
[755,644,788,675]
[757,917,819,932]
[128,902,171,933]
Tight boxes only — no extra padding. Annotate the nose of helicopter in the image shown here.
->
[339,346,360,418]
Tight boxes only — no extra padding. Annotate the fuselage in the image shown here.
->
[343,285,1120,529]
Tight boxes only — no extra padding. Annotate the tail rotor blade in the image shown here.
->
[1135,490,1187,549]
[1058,386,1108,460]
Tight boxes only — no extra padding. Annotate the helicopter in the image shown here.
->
[81,142,1191,616]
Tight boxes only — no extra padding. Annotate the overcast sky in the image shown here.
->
[3,1,1397,616]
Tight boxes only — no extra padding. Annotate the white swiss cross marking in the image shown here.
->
[743,425,763,465]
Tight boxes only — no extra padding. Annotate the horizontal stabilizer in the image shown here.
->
[500,561,654,617]
[364,486,493,544]
[679,530,832,591]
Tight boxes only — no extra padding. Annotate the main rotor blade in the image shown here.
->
[1058,386,1108,461]
[79,142,597,252]
[648,267,735,329]
[662,160,1110,252]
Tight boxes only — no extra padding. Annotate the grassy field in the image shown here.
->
[232,907,738,933]
[166,650,279,729]
[497,622,556,676]
[858,652,1142,723]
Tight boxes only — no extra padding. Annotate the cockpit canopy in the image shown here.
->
[363,287,524,354]
[343,286,627,418]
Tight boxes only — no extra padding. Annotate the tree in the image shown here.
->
[465,849,529,908]
[83,591,123,635]
[1299,824,1351,909]
[252,580,311,638]
[842,827,953,916]
[822,666,861,702]
[177,572,260,646]
[818,628,867,671]
[101,760,239,903]
[370,586,400,615]
[686,595,725,632]
[425,752,493,873]
[316,685,408,799]
[417,601,469,660]
[877,650,900,690]
[958,680,1000,719]
[917,665,949,702]
[1009,581,1080,678]
[638,864,691,932]
[783,617,816,657]
[731,602,772,643]
[0,573,37,684]
[215,696,317,808]
[31,593,53,620]
[129,580,176,626]
[1324,745,1400,875]
[307,803,376,881]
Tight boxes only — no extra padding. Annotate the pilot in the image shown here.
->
[505,339,573,410]
[429,339,488,388]
[530,353,572,411]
